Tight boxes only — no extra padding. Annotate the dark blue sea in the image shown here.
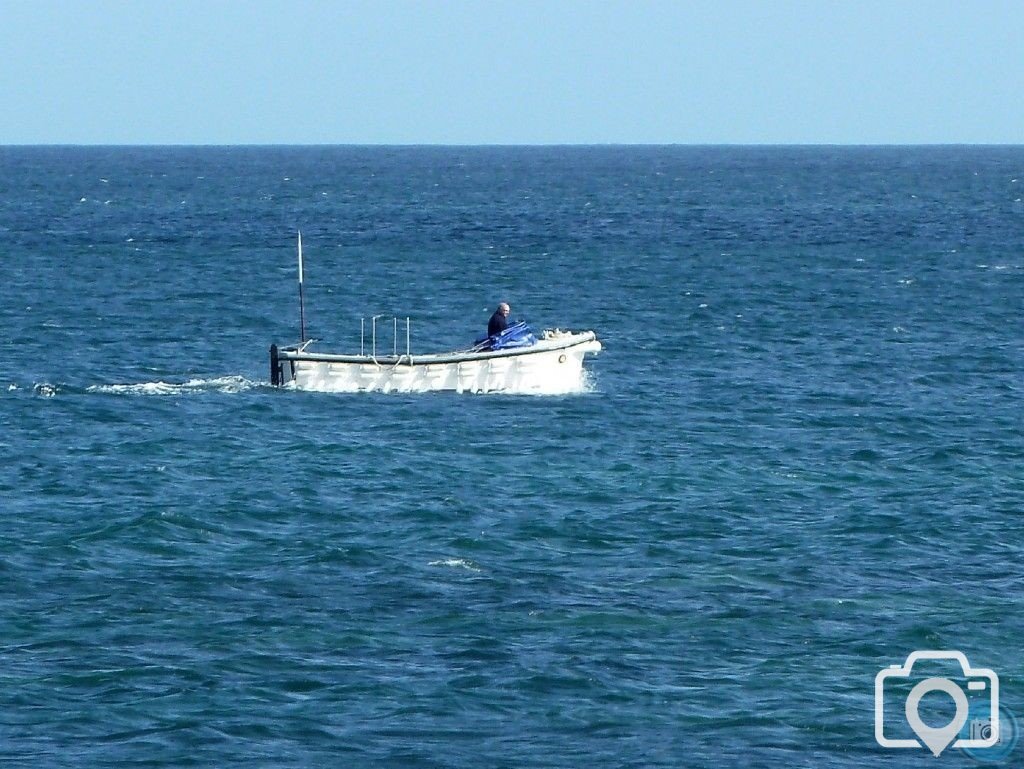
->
[2,146,1024,768]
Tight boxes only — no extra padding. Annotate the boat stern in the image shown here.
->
[270,344,295,387]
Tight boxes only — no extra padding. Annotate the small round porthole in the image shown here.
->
[558,354,567,363]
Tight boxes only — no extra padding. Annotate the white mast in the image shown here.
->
[297,231,306,343]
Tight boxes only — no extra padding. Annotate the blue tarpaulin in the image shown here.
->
[475,321,537,351]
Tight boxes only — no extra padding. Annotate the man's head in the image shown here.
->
[498,302,510,316]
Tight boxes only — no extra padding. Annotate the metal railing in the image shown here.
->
[361,316,411,360]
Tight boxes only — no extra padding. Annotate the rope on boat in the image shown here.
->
[390,355,415,370]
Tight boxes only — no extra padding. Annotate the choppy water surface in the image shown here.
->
[2,146,1024,767]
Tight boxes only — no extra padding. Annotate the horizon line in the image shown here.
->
[2,141,1024,149]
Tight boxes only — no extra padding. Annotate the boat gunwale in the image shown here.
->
[276,331,599,366]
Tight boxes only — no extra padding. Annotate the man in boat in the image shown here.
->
[488,302,510,337]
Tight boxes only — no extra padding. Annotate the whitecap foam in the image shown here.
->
[33,383,60,397]
[428,558,482,572]
[88,375,259,396]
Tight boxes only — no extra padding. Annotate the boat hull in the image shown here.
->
[272,332,601,394]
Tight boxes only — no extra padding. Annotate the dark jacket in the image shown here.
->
[488,310,509,337]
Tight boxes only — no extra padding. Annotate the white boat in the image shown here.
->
[269,235,602,394]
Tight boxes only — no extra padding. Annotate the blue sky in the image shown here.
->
[2,0,1021,144]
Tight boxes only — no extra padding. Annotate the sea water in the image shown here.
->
[1,146,1023,767]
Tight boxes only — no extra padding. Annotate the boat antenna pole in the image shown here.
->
[297,230,306,343]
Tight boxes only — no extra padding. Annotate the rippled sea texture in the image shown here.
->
[2,146,1024,767]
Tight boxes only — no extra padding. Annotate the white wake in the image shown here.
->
[87,376,259,396]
